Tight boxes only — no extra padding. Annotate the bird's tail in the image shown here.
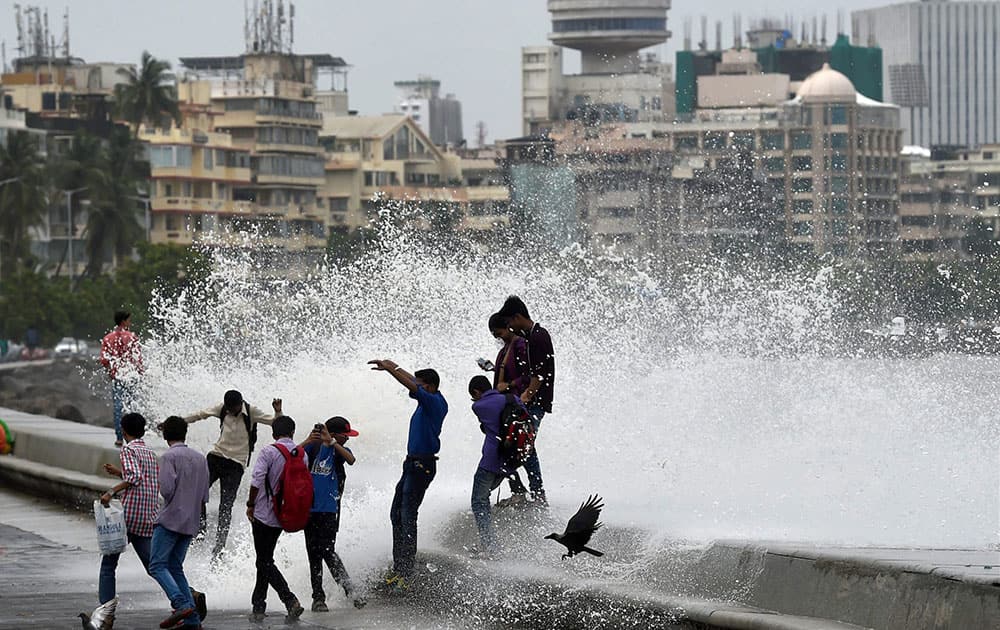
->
[581,546,604,557]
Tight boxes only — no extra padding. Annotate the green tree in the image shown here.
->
[51,131,103,275]
[114,51,181,133]
[0,131,48,278]
[82,128,148,276]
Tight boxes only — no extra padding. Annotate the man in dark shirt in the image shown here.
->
[368,358,448,588]
[498,296,554,506]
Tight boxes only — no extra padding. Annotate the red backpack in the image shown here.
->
[266,443,314,532]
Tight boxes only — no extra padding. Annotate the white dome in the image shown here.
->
[796,63,857,103]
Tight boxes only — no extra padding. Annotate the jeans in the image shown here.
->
[389,456,436,577]
[251,520,298,613]
[508,405,545,495]
[471,467,505,551]
[148,525,199,626]
[111,380,132,443]
[304,511,354,602]
[99,533,151,604]
[201,453,244,555]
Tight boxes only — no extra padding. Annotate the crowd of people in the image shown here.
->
[95,295,556,625]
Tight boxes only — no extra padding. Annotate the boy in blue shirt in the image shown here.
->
[299,418,363,611]
[368,358,447,586]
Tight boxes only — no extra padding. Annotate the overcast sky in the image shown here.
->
[1,0,889,141]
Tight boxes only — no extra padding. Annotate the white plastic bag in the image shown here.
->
[94,499,127,556]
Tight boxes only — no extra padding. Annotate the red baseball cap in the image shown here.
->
[328,416,359,437]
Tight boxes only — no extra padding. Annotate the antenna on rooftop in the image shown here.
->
[683,16,691,51]
[734,14,742,49]
[699,15,707,51]
[476,121,488,149]
[715,20,722,51]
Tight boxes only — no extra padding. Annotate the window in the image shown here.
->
[705,132,726,150]
[794,199,813,214]
[792,132,812,150]
[203,148,213,169]
[175,146,192,167]
[792,178,813,193]
[675,135,698,150]
[831,198,849,215]
[793,156,813,172]
[732,132,755,150]
[828,106,848,125]
[552,17,666,32]
[794,221,813,236]
[765,157,785,172]
[832,220,848,236]
[164,183,173,197]
[829,133,848,149]
[330,198,349,212]
[831,154,848,172]
[830,177,849,193]
[762,132,784,150]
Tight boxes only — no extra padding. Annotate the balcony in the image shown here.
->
[152,197,255,215]
[466,185,510,202]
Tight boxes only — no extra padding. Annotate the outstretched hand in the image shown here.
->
[272,398,283,414]
[368,359,398,372]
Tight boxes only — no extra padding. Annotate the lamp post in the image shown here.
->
[0,176,23,283]
[63,187,87,288]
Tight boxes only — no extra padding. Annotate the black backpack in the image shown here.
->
[220,402,257,466]
[498,394,535,468]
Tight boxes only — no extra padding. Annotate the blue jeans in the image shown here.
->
[471,467,505,551]
[508,405,545,495]
[99,533,151,604]
[148,525,199,626]
[389,456,436,577]
[111,380,132,442]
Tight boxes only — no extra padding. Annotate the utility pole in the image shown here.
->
[63,186,86,288]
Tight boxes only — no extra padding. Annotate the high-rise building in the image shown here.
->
[522,0,675,135]
[393,77,464,147]
[853,0,1000,148]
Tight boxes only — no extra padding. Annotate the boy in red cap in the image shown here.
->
[299,416,363,611]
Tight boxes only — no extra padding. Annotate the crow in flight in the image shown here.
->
[544,495,604,559]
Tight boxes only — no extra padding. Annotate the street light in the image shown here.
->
[62,187,87,288]
[0,176,23,283]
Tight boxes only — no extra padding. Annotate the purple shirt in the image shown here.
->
[156,443,210,536]
[472,389,510,475]
[250,438,309,528]
[494,336,531,397]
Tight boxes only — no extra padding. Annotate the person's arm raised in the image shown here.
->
[368,358,417,393]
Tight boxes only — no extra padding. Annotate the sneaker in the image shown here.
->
[114,440,123,448]
[285,598,304,620]
[311,599,328,613]
[352,596,367,609]
[190,589,207,622]
[159,608,194,629]
[248,611,266,623]
[384,573,410,593]
[531,491,548,507]
[497,493,528,509]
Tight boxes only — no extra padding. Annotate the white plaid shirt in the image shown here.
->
[119,439,160,538]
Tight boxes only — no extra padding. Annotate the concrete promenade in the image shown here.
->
[0,406,997,629]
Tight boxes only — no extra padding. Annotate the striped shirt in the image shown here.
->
[119,438,159,538]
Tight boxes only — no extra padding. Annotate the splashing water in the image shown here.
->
[134,220,999,608]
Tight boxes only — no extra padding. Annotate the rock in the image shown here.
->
[55,404,86,424]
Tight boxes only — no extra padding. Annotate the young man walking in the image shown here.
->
[184,390,281,557]
[368,359,448,588]
[247,416,306,623]
[498,296,555,506]
[300,417,363,611]
[98,412,159,604]
[468,375,512,554]
[99,310,143,447]
[149,416,210,630]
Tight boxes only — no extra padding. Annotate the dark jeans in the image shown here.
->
[251,520,297,613]
[471,467,505,551]
[508,405,545,495]
[304,511,354,602]
[149,526,199,627]
[201,453,244,555]
[99,532,151,604]
[389,456,436,577]
[111,380,134,443]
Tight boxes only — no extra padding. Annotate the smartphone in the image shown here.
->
[477,357,495,371]
[314,423,324,432]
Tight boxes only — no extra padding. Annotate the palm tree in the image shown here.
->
[0,132,48,277]
[51,131,103,275]
[114,51,181,133]
[82,128,147,276]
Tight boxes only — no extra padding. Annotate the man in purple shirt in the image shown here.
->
[149,416,210,630]
[246,416,306,623]
[468,375,512,554]
[499,296,555,507]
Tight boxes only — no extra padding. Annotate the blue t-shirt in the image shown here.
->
[307,444,339,513]
[407,386,448,456]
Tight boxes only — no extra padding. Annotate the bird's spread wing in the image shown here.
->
[565,494,604,539]
[90,596,117,630]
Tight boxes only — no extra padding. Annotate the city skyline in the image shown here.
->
[0,0,910,141]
